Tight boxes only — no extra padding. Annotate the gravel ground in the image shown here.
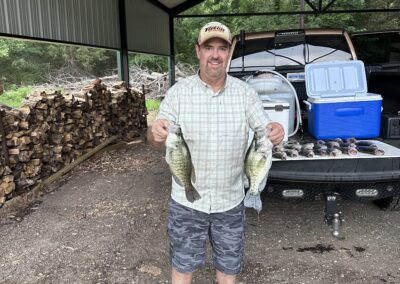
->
[0,141,400,284]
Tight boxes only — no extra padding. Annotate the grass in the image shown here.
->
[145,99,161,111]
[0,86,33,108]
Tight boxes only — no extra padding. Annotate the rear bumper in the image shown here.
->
[265,180,400,202]
[266,157,400,201]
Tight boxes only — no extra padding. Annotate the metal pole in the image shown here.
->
[117,0,129,85]
[300,0,305,29]
[168,14,176,87]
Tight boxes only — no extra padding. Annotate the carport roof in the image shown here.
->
[1,0,400,56]
[0,0,399,83]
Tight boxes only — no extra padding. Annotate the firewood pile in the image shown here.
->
[37,63,197,100]
[0,79,147,206]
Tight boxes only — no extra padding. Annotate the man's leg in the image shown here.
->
[167,199,209,284]
[172,267,193,284]
[210,202,246,284]
[215,269,236,284]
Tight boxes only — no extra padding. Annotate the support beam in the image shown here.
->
[323,0,337,12]
[168,14,176,87]
[171,0,205,15]
[304,0,318,12]
[118,0,129,85]
[175,8,400,18]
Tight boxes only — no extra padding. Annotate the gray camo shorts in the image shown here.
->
[167,198,246,275]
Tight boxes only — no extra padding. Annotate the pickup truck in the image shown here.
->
[227,29,400,237]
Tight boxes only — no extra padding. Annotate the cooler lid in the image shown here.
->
[305,60,368,98]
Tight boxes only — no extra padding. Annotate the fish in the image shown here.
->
[356,141,378,148]
[325,141,340,149]
[272,151,287,160]
[244,132,273,213]
[301,143,314,151]
[334,138,343,144]
[273,144,285,152]
[283,141,302,151]
[339,142,356,148]
[314,144,328,151]
[340,146,358,156]
[165,124,201,203]
[343,138,357,144]
[357,146,385,156]
[284,148,299,158]
[314,148,328,156]
[327,147,342,157]
[299,149,314,158]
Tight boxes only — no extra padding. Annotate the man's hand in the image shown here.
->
[147,119,170,148]
[267,122,285,145]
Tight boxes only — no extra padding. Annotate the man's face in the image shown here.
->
[196,38,230,83]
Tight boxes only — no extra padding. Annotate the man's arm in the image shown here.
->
[146,119,170,149]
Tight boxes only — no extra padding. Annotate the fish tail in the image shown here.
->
[185,185,201,203]
[244,190,262,213]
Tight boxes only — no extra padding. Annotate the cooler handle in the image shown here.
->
[335,107,364,116]
[303,100,312,111]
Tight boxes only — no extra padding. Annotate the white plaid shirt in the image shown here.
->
[157,74,270,213]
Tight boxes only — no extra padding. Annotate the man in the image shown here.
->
[147,22,284,284]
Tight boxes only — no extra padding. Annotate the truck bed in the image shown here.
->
[269,133,400,183]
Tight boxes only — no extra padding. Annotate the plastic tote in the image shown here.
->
[304,60,382,139]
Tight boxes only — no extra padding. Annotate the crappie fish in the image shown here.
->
[165,124,201,203]
[272,151,287,160]
[357,146,385,156]
[314,148,328,156]
[244,133,273,213]
[340,146,358,156]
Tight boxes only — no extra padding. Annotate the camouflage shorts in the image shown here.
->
[167,198,245,275]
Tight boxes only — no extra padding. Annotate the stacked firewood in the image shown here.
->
[0,79,147,205]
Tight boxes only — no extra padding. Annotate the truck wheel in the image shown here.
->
[374,197,400,211]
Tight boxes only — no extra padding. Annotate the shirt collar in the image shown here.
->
[196,71,229,95]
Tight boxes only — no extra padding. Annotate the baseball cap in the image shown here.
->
[197,21,232,45]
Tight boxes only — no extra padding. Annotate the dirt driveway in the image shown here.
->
[0,140,400,284]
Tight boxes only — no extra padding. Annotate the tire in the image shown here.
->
[374,196,400,211]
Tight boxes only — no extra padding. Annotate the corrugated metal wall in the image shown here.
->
[0,0,120,49]
[126,0,170,56]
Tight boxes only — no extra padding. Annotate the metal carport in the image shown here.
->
[0,0,399,85]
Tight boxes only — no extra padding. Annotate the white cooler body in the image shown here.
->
[263,100,290,142]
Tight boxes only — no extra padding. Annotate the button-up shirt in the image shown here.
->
[156,74,270,213]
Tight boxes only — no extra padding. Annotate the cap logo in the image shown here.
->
[205,26,225,33]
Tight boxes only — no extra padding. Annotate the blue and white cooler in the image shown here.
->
[304,60,382,139]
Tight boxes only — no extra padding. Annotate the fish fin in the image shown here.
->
[258,176,268,194]
[243,174,249,189]
[165,150,172,166]
[244,190,262,213]
[190,167,196,184]
[185,186,201,203]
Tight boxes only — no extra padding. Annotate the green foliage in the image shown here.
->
[0,86,33,108]
[175,0,400,65]
[129,53,169,73]
[0,39,117,87]
[145,99,161,111]
[0,0,399,87]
